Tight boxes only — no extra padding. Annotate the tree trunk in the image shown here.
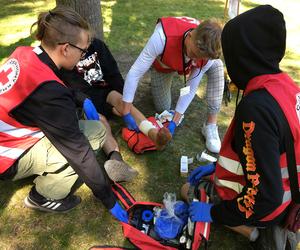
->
[56,0,104,40]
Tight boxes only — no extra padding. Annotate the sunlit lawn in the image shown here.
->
[0,0,299,249]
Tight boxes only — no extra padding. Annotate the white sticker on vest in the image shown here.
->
[180,86,190,96]
[296,93,300,124]
[0,58,20,95]
[33,46,43,55]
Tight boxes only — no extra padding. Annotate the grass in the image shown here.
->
[0,0,299,249]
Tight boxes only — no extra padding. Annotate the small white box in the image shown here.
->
[180,156,188,176]
[196,151,217,162]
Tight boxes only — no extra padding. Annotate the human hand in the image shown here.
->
[83,98,100,120]
[189,201,213,222]
[122,113,139,132]
[167,120,176,135]
[187,163,216,186]
[109,202,129,223]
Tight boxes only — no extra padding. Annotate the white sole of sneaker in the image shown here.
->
[24,197,77,213]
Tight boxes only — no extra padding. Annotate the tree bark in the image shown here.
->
[56,0,104,40]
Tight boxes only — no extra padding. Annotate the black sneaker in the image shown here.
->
[24,187,81,213]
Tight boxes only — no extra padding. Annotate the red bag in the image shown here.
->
[91,182,211,250]
[122,117,168,154]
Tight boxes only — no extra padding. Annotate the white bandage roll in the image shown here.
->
[138,120,156,136]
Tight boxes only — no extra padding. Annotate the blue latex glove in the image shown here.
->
[167,120,176,135]
[188,163,216,186]
[154,209,184,239]
[83,98,100,120]
[174,201,189,224]
[189,201,213,222]
[109,202,129,223]
[122,113,139,132]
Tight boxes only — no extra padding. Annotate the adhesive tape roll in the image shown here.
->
[142,210,153,222]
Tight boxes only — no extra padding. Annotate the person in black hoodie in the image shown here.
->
[182,4,300,248]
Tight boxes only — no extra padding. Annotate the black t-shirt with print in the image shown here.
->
[59,39,124,117]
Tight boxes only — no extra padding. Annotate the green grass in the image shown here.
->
[0,0,55,63]
[0,0,299,249]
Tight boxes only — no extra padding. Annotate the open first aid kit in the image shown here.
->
[91,182,211,250]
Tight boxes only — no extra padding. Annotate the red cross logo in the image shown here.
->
[0,58,20,95]
[0,67,13,86]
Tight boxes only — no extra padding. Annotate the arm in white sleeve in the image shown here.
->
[175,60,214,114]
[122,23,165,103]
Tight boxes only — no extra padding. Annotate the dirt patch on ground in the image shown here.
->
[113,52,156,115]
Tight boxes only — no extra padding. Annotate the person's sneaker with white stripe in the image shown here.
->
[24,187,81,213]
[201,123,221,154]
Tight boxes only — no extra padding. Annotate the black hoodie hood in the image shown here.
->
[221,5,286,90]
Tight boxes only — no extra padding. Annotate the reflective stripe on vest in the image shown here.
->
[0,145,25,159]
[218,155,244,175]
[218,155,300,195]
[214,176,244,194]
[281,165,300,179]
[0,46,63,173]
[215,73,300,222]
[0,119,44,171]
[0,120,44,139]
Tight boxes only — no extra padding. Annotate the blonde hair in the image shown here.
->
[30,6,91,48]
[193,19,223,59]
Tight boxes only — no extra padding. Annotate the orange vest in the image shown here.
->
[213,73,300,221]
[0,46,64,173]
[152,17,207,75]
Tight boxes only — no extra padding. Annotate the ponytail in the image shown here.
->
[31,6,91,48]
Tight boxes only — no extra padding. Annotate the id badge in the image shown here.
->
[180,86,190,96]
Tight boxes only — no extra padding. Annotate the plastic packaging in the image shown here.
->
[155,110,184,125]
[174,201,189,224]
[164,192,176,217]
[154,193,188,240]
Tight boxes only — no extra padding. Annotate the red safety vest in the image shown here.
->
[152,17,207,75]
[213,73,300,221]
[0,46,64,173]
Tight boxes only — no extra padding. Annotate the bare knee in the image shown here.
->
[180,183,190,202]
[107,90,123,109]
[100,114,108,126]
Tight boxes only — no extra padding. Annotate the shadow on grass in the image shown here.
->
[0,179,29,212]
[0,35,35,61]
[105,0,226,55]
[284,65,300,84]
[239,0,260,9]
[0,0,35,20]
[0,177,105,249]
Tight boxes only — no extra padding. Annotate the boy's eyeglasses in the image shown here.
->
[58,42,88,58]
